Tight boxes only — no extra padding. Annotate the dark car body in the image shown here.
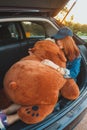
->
[0,0,87,130]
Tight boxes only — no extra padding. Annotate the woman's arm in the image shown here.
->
[66,56,81,79]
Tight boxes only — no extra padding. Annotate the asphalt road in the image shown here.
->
[74,113,87,130]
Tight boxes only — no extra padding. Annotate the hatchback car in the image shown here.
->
[0,0,87,130]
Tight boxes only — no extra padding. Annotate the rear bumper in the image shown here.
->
[7,91,87,130]
[64,109,87,130]
[44,93,87,130]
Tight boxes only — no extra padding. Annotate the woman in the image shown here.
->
[42,27,81,100]
[42,27,81,81]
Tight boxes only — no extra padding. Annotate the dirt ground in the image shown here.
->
[74,113,87,130]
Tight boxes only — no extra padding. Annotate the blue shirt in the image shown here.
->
[66,55,81,80]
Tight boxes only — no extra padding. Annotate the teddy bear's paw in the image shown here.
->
[18,104,55,124]
[61,79,80,100]
[25,105,39,117]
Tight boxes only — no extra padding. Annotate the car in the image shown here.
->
[0,0,87,130]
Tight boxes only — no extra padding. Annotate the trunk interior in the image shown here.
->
[0,42,87,130]
[0,18,87,130]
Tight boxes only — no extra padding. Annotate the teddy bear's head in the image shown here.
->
[22,40,66,68]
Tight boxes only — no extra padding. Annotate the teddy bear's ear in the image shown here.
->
[30,48,35,53]
[9,81,17,89]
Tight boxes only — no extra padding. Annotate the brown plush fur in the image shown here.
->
[22,40,66,68]
[4,60,66,124]
[3,40,80,124]
[4,40,66,124]
[22,40,80,100]
[61,79,80,100]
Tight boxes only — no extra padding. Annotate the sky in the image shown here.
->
[66,0,87,24]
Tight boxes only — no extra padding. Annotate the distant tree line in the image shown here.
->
[64,21,87,36]
[55,4,87,37]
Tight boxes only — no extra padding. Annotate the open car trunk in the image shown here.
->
[0,0,87,129]
[0,40,87,130]
[0,0,69,17]
[9,45,87,130]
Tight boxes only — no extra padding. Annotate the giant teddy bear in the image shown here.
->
[3,40,80,124]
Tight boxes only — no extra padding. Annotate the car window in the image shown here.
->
[8,23,19,39]
[21,21,45,38]
[0,22,21,44]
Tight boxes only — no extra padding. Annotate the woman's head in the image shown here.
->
[52,27,73,40]
[57,36,80,61]
[52,27,80,61]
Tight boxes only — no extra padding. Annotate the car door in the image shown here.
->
[0,22,23,87]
